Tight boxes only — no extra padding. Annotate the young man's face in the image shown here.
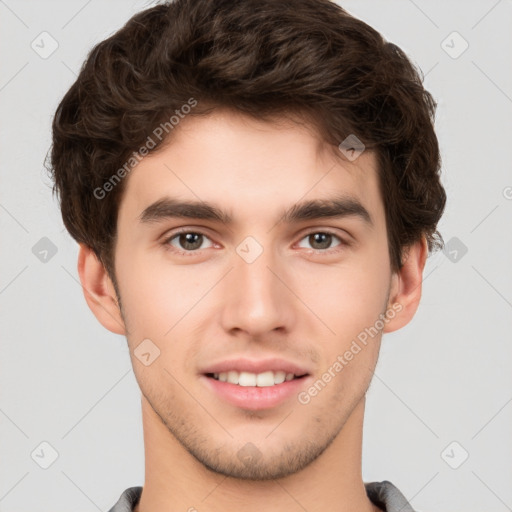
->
[84,108,417,480]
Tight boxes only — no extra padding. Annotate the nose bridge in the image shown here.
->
[220,236,293,335]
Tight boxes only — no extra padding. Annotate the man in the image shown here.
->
[48,0,446,510]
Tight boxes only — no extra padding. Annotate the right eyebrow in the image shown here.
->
[139,198,232,224]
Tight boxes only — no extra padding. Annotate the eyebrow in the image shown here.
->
[138,195,373,227]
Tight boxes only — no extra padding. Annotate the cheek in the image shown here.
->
[116,248,201,333]
[296,257,391,340]
[115,250,212,375]
[304,265,388,404]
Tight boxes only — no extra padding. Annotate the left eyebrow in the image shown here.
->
[138,194,373,227]
[280,195,373,227]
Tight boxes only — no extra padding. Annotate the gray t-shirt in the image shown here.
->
[107,481,416,512]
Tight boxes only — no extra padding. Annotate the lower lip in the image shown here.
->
[200,374,311,411]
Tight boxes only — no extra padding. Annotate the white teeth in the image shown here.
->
[274,370,286,384]
[227,370,239,384]
[256,371,274,387]
[238,371,256,386]
[211,370,300,386]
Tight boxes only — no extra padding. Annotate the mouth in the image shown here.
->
[205,370,309,387]
[200,364,312,410]
[199,357,313,410]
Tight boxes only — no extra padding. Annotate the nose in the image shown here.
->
[219,243,296,338]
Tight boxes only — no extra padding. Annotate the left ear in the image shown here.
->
[383,236,428,333]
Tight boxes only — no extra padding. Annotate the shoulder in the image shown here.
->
[107,486,143,512]
[365,480,417,512]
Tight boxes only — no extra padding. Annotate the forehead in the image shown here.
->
[117,109,384,229]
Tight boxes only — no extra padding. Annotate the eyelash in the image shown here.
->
[161,228,349,257]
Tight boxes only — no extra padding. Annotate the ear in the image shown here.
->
[383,236,428,333]
[77,243,126,335]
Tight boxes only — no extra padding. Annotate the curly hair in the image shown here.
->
[47,0,446,284]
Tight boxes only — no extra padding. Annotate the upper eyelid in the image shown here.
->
[163,227,348,249]
[295,231,346,250]
[163,228,216,247]
[296,230,344,242]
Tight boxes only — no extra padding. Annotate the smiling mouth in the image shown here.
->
[205,370,308,387]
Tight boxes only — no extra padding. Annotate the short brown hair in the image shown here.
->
[47,0,446,284]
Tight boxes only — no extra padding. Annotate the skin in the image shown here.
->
[78,108,427,512]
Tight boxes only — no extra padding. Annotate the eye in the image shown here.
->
[163,230,215,254]
[297,231,344,252]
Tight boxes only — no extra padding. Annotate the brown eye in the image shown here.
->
[297,231,343,251]
[178,233,203,250]
[164,231,214,253]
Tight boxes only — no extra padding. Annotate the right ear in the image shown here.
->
[77,243,126,335]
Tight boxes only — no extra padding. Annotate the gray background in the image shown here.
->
[1,0,511,511]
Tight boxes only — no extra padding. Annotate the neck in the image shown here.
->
[134,394,380,512]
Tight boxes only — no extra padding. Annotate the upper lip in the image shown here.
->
[200,357,311,376]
